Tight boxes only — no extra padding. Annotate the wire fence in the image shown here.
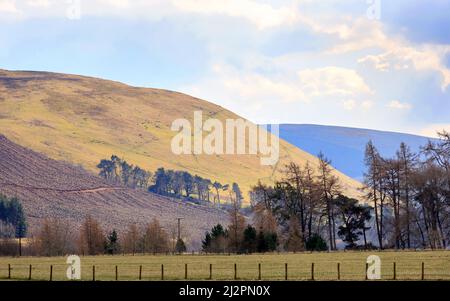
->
[1,260,449,281]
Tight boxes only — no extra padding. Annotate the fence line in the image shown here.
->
[1,261,449,281]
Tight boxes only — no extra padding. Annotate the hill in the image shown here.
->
[0,69,362,199]
[0,134,229,246]
[275,124,437,181]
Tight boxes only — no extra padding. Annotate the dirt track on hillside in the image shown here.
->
[0,135,229,247]
[0,182,126,193]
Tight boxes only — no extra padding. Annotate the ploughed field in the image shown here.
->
[0,134,229,244]
[0,251,449,281]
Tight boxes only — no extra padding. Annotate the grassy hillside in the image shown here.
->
[0,69,361,199]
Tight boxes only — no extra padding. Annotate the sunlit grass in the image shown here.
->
[0,251,449,281]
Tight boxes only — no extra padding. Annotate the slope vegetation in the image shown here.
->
[0,135,228,244]
[0,69,361,198]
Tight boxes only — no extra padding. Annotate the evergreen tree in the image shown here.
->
[175,238,187,253]
[0,195,27,238]
[242,225,257,253]
[202,232,212,252]
[265,232,278,251]
[257,229,267,253]
[335,195,372,249]
[105,229,120,255]
[306,234,328,251]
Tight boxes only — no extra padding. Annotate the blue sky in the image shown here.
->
[1,0,449,137]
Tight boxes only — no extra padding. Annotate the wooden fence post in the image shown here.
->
[234,263,237,280]
[421,262,425,280]
[49,265,53,281]
[285,263,288,280]
[337,263,340,280]
[29,264,32,281]
[161,264,164,280]
[185,263,188,280]
[115,265,118,281]
[258,263,261,280]
[311,263,315,281]
[393,262,396,280]
[209,264,212,280]
[93,265,96,281]
[365,262,368,280]
[8,264,11,279]
[139,265,142,280]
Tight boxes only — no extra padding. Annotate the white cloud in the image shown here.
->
[6,0,301,28]
[319,17,450,91]
[26,0,50,7]
[304,15,450,91]
[171,0,298,30]
[212,63,307,103]
[297,66,373,97]
[98,0,130,8]
[0,0,21,14]
[387,100,411,110]
[208,64,373,105]
[361,100,374,110]
[179,62,377,126]
[359,45,450,91]
[342,99,356,110]
[358,54,390,72]
[342,99,376,111]
[0,0,174,20]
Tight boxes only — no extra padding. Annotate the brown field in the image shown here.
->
[0,251,449,281]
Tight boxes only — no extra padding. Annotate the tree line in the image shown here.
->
[363,131,449,249]
[202,181,337,254]
[97,156,243,206]
[249,131,450,250]
[11,215,187,257]
[3,132,447,256]
[97,155,151,189]
[250,153,372,251]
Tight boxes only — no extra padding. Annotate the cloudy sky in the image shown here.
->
[1,0,449,137]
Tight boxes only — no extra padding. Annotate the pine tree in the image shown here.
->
[242,225,257,253]
[175,238,187,253]
[202,232,212,252]
[105,230,120,255]
[257,229,267,253]
[306,234,328,251]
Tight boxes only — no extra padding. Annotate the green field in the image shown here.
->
[0,251,449,281]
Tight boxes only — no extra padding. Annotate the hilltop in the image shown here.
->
[0,69,362,199]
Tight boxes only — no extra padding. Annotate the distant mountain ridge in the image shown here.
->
[274,124,438,181]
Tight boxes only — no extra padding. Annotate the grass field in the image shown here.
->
[0,251,449,281]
